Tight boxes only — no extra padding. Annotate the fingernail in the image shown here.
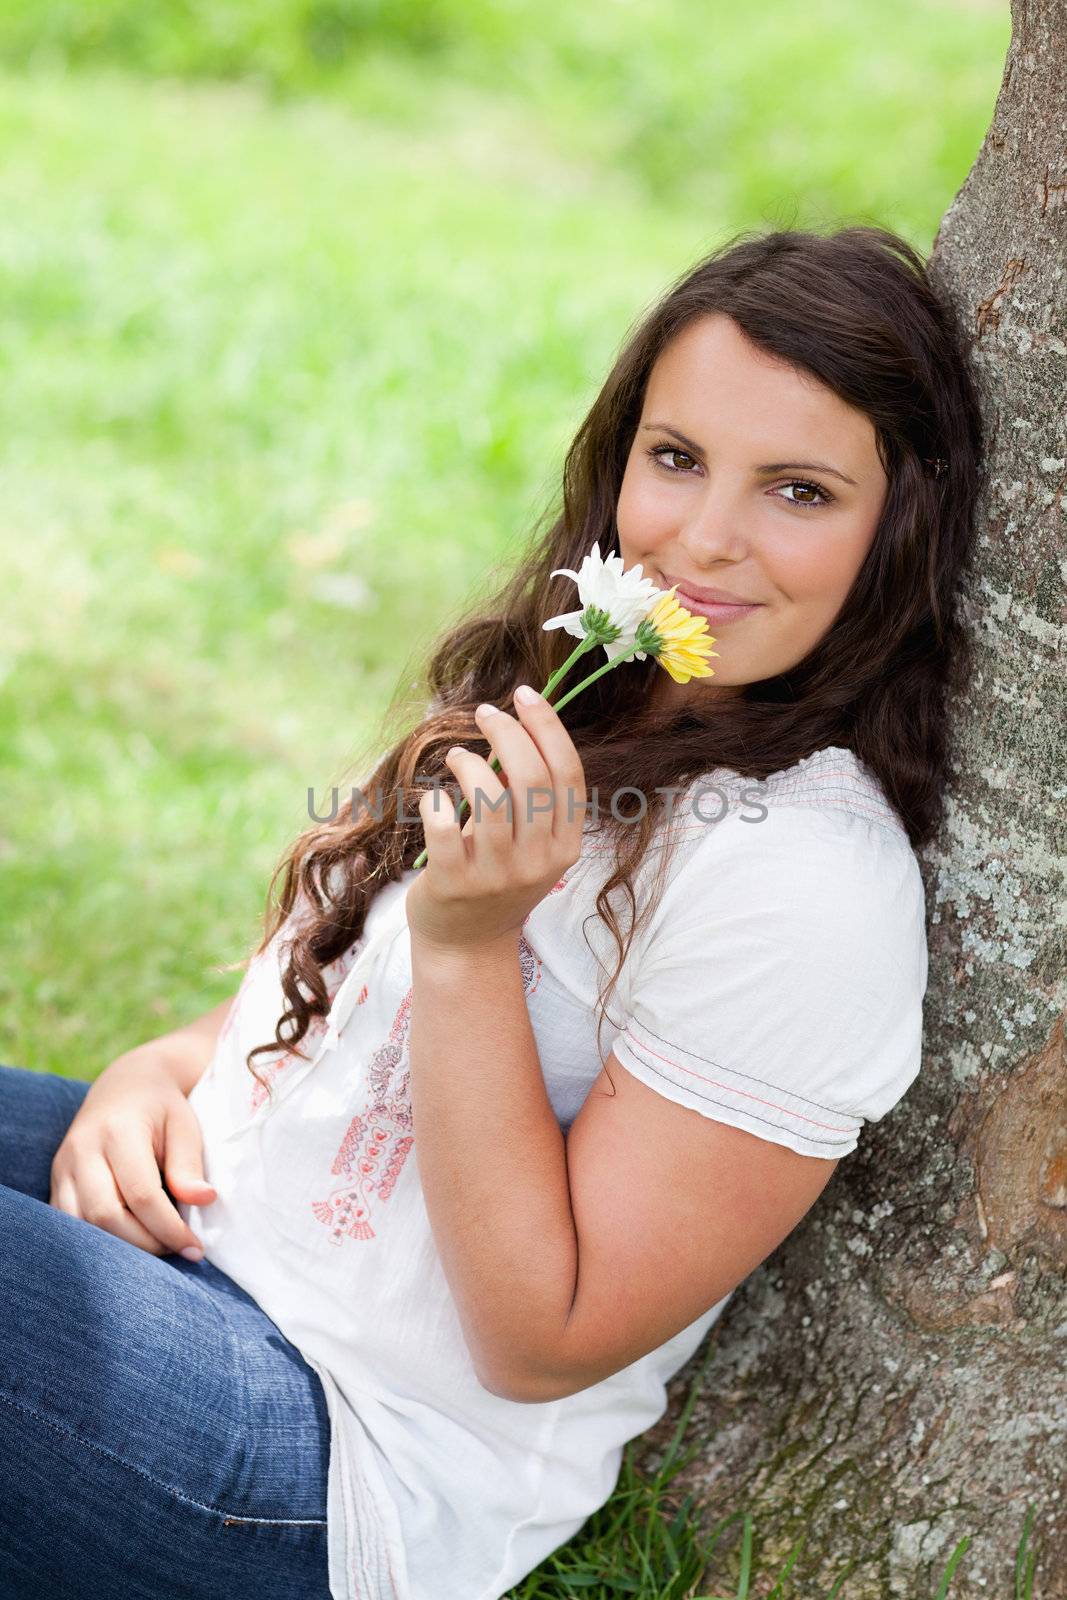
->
[180,1246,204,1262]
[514,684,542,705]
[475,702,501,717]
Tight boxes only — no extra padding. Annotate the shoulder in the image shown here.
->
[751,744,914,856]
[607,747,929,1157]
[659,746,924,924]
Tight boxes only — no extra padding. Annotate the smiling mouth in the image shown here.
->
[657,582,763,619]
[680,593,757,609]
[655,572,763,609]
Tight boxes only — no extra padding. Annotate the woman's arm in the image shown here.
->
[408,929,839,1405]
[110,995,236,1098]
[405,694,852,1405]
[407,930,580,1397]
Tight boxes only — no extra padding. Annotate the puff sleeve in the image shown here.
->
[610,804,929,1160]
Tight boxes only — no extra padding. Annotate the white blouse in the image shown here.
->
[180,744,929,1600]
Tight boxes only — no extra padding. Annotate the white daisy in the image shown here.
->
[542,539,667,662]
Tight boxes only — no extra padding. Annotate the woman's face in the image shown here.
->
[615,313,889,712]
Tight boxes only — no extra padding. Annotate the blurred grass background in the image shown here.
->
[1,0,1009,1076]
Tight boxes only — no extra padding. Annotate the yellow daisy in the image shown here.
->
[636,585,720,684]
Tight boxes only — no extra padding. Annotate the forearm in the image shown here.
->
[114,996,235,1097]
[407,931,579,1398]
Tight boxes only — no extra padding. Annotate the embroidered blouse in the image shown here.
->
[180,744,929,1600]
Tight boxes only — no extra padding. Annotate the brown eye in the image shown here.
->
[775,479,833,510]
[648,445,698,474]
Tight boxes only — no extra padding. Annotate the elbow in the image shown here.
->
[474,1354,601,1405]
[474,1360,560,1404]
[470,1308,613,1404]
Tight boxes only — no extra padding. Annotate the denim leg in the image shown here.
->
[0,1062,93,1200]
[0,1067,333,1600]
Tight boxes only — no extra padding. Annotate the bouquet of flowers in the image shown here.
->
[412,542,718,868]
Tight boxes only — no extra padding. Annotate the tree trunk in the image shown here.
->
[635,4,1067,1594]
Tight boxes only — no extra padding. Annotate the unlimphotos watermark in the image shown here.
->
[306,777,770,828]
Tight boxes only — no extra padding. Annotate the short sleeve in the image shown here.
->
[610,805,929,1160]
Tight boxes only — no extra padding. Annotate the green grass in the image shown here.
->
[0,0,1008,230]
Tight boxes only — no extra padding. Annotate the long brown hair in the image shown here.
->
[241,223,986,1098]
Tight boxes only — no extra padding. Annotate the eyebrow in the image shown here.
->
[640,421,859,487]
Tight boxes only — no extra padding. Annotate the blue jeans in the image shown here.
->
[0,1063,334,1600]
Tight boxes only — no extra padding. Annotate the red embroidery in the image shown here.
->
[311,988,415,1243]
[311,933,543,1245]
[517,932,545,995]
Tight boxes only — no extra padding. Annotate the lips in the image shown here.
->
[678,590,755,609]
[659,579,758,608]
[658,578,763,626]
[676,595,760,624]
[657,572,761,607]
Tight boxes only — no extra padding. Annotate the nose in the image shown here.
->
[675,475,750,565]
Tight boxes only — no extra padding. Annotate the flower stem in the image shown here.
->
[540,634,602,702]
[547,644,644,713]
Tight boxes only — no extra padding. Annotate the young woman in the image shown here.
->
[1,223,985,1600]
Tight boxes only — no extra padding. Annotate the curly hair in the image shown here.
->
[240,222,987,1102]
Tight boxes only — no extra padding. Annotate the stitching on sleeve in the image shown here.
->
[626,1017,863,1120]
[618,1029,859,1148]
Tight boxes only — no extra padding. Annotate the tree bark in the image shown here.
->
[635,4,1067,1594]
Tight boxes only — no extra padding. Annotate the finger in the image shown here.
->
[470,706,546,852]
[444,742,513,864]
[52,1173,83,1220]
[510,686,587,850]
[418,778,467,873]
[73,1152,170,1256]
[161,1102,218,1207]
[103,1128,205,1257]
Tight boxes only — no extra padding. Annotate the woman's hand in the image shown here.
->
[50,1047,217,1259]
[406,684,586,954]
